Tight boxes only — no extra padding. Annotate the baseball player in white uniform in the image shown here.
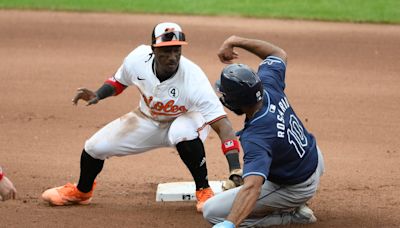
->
[42,22,243,212]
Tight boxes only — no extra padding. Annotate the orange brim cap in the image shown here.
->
[153,40,188,47]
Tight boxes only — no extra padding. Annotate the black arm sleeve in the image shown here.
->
[95,83,116,100]
[226,152,241,171]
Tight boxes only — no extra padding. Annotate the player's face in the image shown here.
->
[153,45,182,77]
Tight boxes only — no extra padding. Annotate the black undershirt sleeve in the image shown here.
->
[95,83,116,100]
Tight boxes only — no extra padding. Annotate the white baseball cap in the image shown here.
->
[151,22,188,47]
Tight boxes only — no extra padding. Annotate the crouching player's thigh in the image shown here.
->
[167,112,210,145]
[85,111,171,159]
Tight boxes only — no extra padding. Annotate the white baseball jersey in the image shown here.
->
[114,45,226,123]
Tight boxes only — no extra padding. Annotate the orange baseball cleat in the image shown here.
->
[195,187,214,213]
[42,182,96,206]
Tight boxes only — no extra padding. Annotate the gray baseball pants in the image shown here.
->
[203,147,325,227]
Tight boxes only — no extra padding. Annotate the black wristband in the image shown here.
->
[95,83,115,100]
[226,152,241,172]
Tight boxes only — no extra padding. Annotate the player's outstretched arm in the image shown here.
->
[72,87,100,106]
[0,166,17,201]
[72,75,128,106]
[217,175,264,227]
[218,35,287,64]
[210,118,243,189]
[72,83,118,106]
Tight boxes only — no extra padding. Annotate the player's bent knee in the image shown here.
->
[202,201,217,222]
[168,112,206,145]
[203,210,222,225]
[84,139,113,160]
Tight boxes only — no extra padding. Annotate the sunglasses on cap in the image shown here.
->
[153,31,187,47]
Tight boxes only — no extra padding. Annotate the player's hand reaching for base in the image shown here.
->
[72,88,99,106]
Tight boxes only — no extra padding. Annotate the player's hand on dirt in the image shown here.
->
[222,169,243,191]
[218,36,239,64]
[72,88,99,106]
[0,176,17,201]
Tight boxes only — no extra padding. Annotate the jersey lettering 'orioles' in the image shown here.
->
[143,95,188,116]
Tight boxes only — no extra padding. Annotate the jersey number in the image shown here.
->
[168,87,179,98]
[287,115,308,158]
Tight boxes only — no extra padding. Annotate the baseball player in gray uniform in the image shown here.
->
[42,22,243,212]
[203,35,325,227]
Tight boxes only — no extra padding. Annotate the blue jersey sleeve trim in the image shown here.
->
[250,89,270,125]
[243,172,267,180]
[266,56,286,68]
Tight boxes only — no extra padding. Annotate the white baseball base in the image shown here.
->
[156,181,224,202]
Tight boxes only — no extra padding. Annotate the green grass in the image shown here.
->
[0,0,399,24]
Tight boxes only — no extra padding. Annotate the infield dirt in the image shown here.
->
[0,10,399,228]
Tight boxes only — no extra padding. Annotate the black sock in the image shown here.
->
[176,138,210,190]
[77,149,104,193]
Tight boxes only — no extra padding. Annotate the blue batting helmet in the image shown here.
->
[216,64,263,112]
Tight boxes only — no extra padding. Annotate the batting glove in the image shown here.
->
[222,169,243,191]
[213,220,235,228]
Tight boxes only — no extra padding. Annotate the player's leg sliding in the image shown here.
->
[291,204,317,224]
[41,149,103,206]
[176,138,214,212]
[252,204,316,227]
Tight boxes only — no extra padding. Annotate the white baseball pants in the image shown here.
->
[84,109,210,160]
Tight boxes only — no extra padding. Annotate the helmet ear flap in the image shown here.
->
[219,96,245,115]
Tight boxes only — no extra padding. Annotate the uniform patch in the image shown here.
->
[256,91,262,101]
[269,104,276,113]
[168,87,179,98]
[224,140,234,148]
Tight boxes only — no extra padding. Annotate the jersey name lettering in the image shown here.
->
[143,95,187,115]
[276,96,290,138]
